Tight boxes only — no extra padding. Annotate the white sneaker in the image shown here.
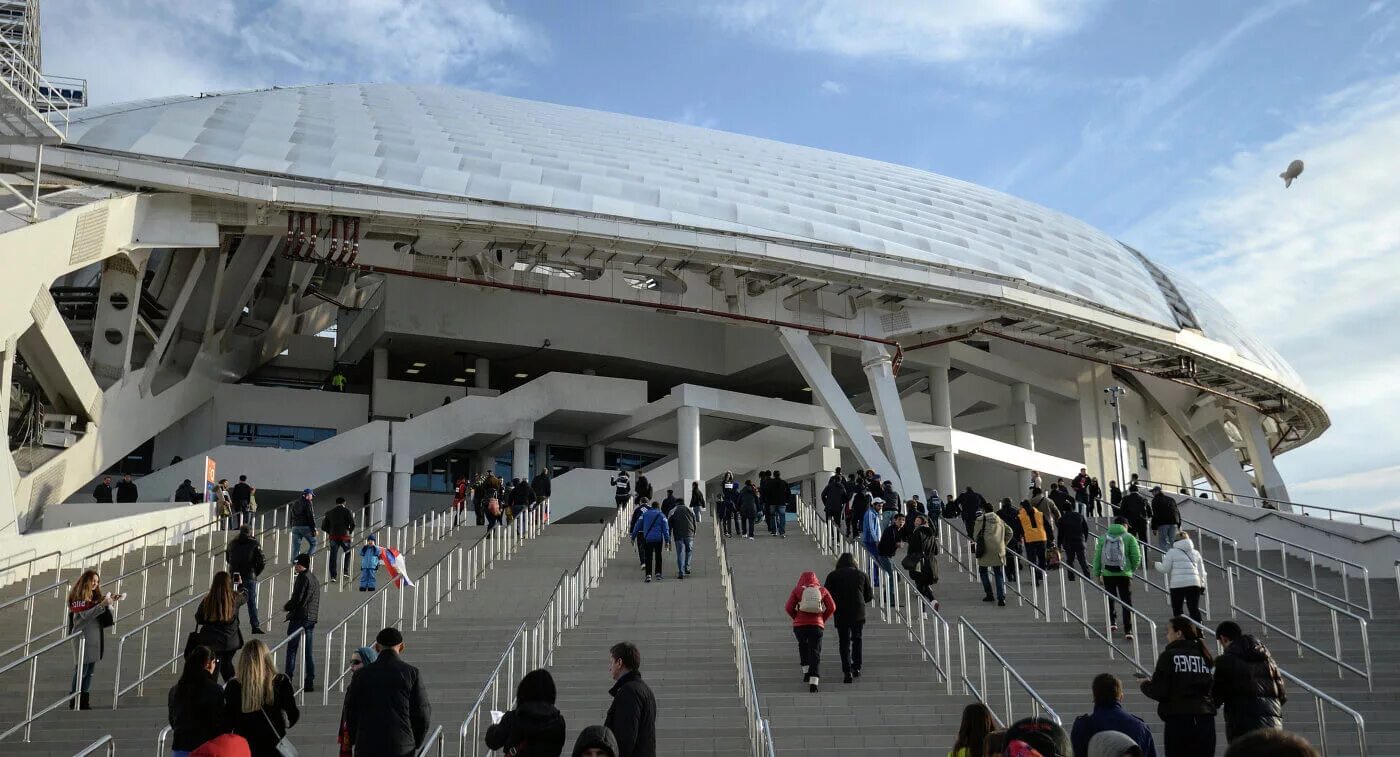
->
[1124,632,1135,641]
[809,676,819,693]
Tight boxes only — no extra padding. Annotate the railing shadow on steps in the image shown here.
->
[455,506,624,757]
[74,733,116,757]
[713,499,776,756]
[957,616,1062,728]
[0,631,85,742]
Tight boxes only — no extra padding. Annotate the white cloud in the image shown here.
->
[43,0,546,105]
[819,80,846,95]
[1124,73,1400,512]
[672,104,718,129]
[699,0,1097,63]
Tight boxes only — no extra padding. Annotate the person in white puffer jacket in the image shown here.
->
[1155,531,1207,622]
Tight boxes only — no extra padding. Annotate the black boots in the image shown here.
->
[79,693,91,711]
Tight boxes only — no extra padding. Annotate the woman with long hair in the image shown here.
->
[66,569,121,710]
[484,668,567,756]
[950,702,996,757]
[194,571,246,682]
[224,639,299,757]
[1140,615,1217,756]
[168,646,228,756]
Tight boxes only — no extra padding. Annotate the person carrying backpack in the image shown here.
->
[630,503,671,583]
[1093,516,1143,641]
[784,571,836,693]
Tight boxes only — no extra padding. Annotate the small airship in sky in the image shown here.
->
[1280,159,1304,188]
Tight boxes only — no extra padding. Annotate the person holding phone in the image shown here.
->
[66,570,122,710]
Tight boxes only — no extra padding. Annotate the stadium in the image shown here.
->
[0,82,1320,536]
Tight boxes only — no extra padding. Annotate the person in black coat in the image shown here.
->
[92,476,114,503]
[1141,616,1217,757]
[167,646,229,753]
[995,498,1023,582]
[484,668,566,757]
[821,475,847,524]
[115,474,139,503]
[175,479,200,505]
[824,552,872,683]
[956,486,985,539]
[282,554,320,690]
[225,640,299,757]
[345,627,432,757]
[226,524,268,634]
[1120,485,1152,542]
[1055,508,1091,580]
[604,642,656,757]
[194,571,246,682]
[1212,621,1287,742]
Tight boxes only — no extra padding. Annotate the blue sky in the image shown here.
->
[45,0,1400,511]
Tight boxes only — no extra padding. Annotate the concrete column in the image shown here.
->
[369,451,391,522]
[537,443,551,478]
[373,347,389,380]
[474,357,490,390]
[391,452,413,527]
[812,344,837,451]
[587,443,606,470]
[677,404,701,494]
[89,257,144,387]
[927,366,956,497]
[1011,382,1036,487]
[511,421,533,482]
[1240,409,1290,503]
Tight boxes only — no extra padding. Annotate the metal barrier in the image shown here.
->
[155,724,171,756]
[1085,523,1220,619]
[418,725,446,757]
[1254,532,1371,617]
[1055,561,1160,673]
[73,734,116,757]
[0,578,67,659]
[1182,616,1367,757]
[1181,518,1240,576]
[1139,478,1400,532]
[0,632,84,741]
[1229,560,1372,687]
[798,501,955,692]
[268,624,311,703]
[719,499,777,755]
[957,617,1061,728]
[457,509,622,757]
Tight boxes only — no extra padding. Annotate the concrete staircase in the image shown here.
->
[549,513,751,756]
[0,509,552,755]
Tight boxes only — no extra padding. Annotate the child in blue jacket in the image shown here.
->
[359,534,381,591]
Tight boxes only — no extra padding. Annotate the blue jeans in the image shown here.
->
[979,565,1005,601]
[1156,524,1178,554]
[776,509,787,535]
[290,527,317,560]
[675,537,694,575]
[285,620,316,686]
[327,539,352,578]
[70,661,95,694]
[241,578,261,631]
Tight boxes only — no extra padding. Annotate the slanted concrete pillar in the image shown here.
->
[391,452,413,526]
[677,404,701,494]
[862,342,925,500]
[812,344,837,451]
[1240,408,1291,504]
[927,365,956,497]
[89,257,144,388]
[474,358,490,390]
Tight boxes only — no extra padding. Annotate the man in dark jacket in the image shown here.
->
[667,500,697,579]
[93,476,113,503]
[174,479,200,504]
[955,486,985,539]
[1069,673,1158,757]
[508,478,536,522]
[1213,621,1286,741]
[1056,507,1091,580]
[770,471,791,537]
[230,475,253,522]
[824,552,873,683]
[1119,485,1152,542]
[1149,486,1182,553]
[289,489,318,561]
[659,489,681,516]
[225,524,267,634]
[531,468,551,519]
[282,553,320,691]
[321,497,357,581]
[821,475,846,524]
[848,488,872,540]
[605,641,656,757]
[345,626,431,757]
[115,474,139,503]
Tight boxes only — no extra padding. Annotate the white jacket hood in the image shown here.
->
[1155,536,1208,589]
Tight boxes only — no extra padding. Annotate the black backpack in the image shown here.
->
[942,499,961,518]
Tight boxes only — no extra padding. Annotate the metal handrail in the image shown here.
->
[0,29,71,136]
[268,624,311,702]
[79,525,171,572]
[418,725,446,757]
[457,508,623,757]
[0,631,85,742]
[73,734,116,757]
[957,616,1061,727]
[0,578,67,659]
[1140,477,1400,532]
[799,500,954,691]
[1055,560,1160,674]
[1229,560,1372,688]
[719,499,777,755]
[939,510,1052,619]
[1254,531,1371,617]
[155,724,171,756]
[1084,523,1219,619]
[1182,616,1367,757]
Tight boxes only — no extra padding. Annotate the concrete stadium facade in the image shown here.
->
[0,83,1322,551]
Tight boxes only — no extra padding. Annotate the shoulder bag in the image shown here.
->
[973,518,988,559]
[262,707,297,757]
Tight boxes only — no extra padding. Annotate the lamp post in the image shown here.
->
[1105,385,1125,490]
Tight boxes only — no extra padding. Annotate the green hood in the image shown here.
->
[1106,523,1128,536]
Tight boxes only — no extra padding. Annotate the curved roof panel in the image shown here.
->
[58,83,1295,385]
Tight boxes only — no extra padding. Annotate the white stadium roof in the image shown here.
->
[54,83,1300,388]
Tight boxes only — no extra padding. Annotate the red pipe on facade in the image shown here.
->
[328,216,341,262]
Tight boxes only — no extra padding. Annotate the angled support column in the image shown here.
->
[777,327,899,485]
[862,342,925,500]
[1193,420,1258,503]
[1240,409,1290,503]
[89,255,146,388]
[218,236,279,349]
[141,250,208,393]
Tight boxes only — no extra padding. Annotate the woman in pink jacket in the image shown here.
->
[785,571,836,692]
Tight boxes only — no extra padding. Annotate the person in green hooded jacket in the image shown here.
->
[1093,515,1143,641]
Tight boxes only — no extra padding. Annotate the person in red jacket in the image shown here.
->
[785,570,836,693]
